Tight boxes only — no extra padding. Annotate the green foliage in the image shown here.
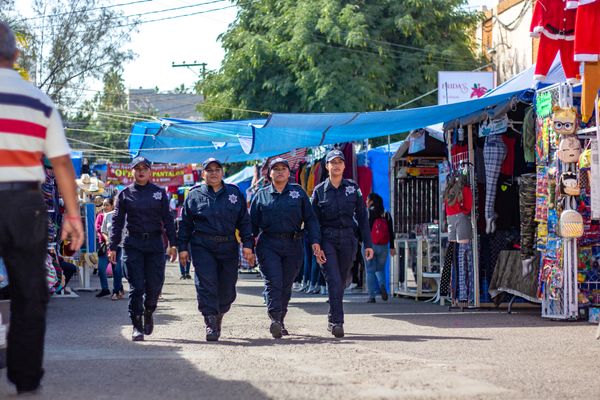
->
[199,0,484,123]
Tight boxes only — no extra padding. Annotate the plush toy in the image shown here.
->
[552,106,578,136]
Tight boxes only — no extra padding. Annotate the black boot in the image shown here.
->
[281,310,289,336]
[327,322,344,338]
[380,284,389,301]
[131,315,144,342]
[268,311,283,339]
[204,315,219,342]
[144,310,154,335]
[216,314,223,338]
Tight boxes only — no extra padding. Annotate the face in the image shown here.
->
[202,162,224,186]
[133,164,151,185]
[102,200,113,212]
[558,136,581,163]
[552,107,578,135]
[269,163,290,184]
[326,157,345,177]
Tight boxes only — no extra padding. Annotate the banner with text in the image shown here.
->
[438,71,495,105]
[107,163,186,187]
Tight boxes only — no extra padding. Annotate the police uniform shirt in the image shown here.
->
[311,178,373,248]
[250,183,320,245]
[109,182,176,251]
[177,183,253,250]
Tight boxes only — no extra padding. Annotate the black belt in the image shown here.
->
[195,232,235,242]
[544,24,574,36]
[0,181,40,192]
[129,231,162,239]
[264,232,303,240]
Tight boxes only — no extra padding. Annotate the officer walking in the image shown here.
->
[311,150,374,338]
[178,158,254,342]
[109,156,177,341]
[250,158,325,338]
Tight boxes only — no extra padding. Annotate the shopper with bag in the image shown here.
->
[365,193,395,303]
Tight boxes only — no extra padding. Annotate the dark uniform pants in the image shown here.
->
[256,236,303,315]
[0,190,48,392]
[321,228,358,324]
[190,239,239,317]
[122,235,166,317]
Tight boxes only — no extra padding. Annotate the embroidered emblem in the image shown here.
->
[289,190,300,199]
[345,186,356,196]
[228,194,238,204]
[153,192,163,200]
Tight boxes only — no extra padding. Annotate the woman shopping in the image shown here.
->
[365,193,395,303]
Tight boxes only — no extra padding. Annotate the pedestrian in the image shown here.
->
[365,192,395,303]
[250,158,325,338]
[0,21,84,395]
[96,197,114,298]
[311,150,373,338]
[108,156,178,342]
[177,158,254,342]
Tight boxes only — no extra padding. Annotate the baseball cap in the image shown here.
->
[325,149,345,163]
[202,158,223,170]
[268,157,290,171]
[131,156,151,169]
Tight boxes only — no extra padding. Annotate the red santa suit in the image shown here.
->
[530,0,580,83]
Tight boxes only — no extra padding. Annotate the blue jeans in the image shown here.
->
[364,244,388,298]
[98,249,124,293]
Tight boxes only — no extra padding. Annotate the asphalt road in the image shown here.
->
[1,263,599,399]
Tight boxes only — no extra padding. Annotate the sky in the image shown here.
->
[15,0,499,94]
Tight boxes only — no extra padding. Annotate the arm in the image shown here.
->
[109,191,126,252]
[310,190,321,223]
[301,190,321,246]
[95,213,104,242]
[161,189,177,247]
[177,196,194,253]
[236,189,254,250]
[49,154,84,250]
[249,193,260,238]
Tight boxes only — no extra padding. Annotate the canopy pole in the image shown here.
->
[467,124,480,307]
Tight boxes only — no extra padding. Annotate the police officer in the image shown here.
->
[109,157,178,341]
[311,150,374,338]
[250,158,326,338]
[178,158,254,342]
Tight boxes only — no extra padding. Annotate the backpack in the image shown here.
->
[372,215,390,245]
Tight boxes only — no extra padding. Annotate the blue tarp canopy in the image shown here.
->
[129,58,569,163]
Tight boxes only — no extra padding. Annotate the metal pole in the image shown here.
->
[467,124,480,307]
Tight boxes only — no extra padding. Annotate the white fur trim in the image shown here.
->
[530,26,544,37]
[566,77,581,84]
[534,74,547,81]
[574,53,600,62]
[566,1,579,8]
[579,0,598,5]
[541,29,575,41]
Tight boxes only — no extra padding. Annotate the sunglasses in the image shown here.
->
[554,121,574,130]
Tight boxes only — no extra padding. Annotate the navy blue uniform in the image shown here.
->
[178,183,252,317]
[250,183,320,319]
[311,178,372,324]
[110,182,176,318]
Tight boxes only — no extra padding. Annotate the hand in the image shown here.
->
[390,248,396,257]
[179,251,189,266]
[108,250,116,264]
[242,247,255,266]
[364,247,374,261]
[61,215,84,251]
[168,246,178,263]
[312,244,327,265]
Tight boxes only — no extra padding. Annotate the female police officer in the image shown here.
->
[178,158,254,342]
[109,156,178,341]
[311,150,373,338]
[250,158,325,338]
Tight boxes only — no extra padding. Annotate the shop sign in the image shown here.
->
[437,71,495,105]
[106,163,186,187]
[536,92,553,118]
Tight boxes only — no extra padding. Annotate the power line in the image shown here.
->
[18,0,157,22]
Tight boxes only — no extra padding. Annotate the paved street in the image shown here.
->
[1,263,600,399]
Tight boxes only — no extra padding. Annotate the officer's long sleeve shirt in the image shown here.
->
[109,183,176,251]
[177,183,253,251]
[311,178,373,248]
[249,183,321,245]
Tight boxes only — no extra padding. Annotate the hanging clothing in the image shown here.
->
[530,0,579,82]
[306,163,318,196]
[581,62,600,123]
[520,173,537,261]
[522,106,536,163]
[342,143,357,181]
[500,134,516,176]
[574,0,600,63]
[357,166,373,200]
[484,135,507,220]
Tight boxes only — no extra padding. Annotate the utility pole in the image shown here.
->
[171,61,208,80]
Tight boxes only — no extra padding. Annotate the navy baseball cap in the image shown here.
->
[326,149,345,163]
[268,157,290,171]
[202,158,223,169]
[131,156,151,169]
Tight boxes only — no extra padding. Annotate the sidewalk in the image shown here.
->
[1,263,599,399]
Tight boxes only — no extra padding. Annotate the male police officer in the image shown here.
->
[311,150,373,338]
[250,158,325,338]
[109,156,177,341]
[178,158,254,341]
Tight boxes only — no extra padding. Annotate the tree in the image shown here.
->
[18,0,136,107]
[198,0,483,123]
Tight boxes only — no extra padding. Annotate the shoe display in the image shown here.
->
[143,310,154,335]
[131,315,144,342]
[380,284,389,301]
[95,289,110,298]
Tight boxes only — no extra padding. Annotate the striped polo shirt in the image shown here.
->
[0,68,71,182]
